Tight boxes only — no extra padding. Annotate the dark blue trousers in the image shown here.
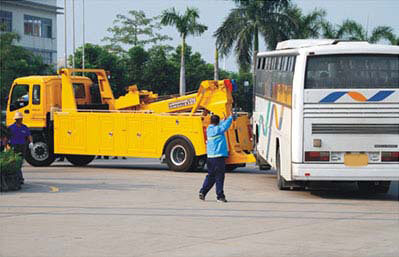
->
[200,157,226,199]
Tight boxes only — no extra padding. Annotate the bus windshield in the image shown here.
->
[305,54,399,89]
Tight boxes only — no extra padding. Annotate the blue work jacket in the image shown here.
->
[206,116,233,158]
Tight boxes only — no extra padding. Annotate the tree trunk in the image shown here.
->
[180,35,186,95]
[214,47,219,81]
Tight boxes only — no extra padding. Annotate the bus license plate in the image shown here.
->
[344,153,368,167]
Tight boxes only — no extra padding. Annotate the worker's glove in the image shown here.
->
[232,113,238,121]
[28,142,34,150]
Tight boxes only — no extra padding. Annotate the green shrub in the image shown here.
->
[0,149,23,175]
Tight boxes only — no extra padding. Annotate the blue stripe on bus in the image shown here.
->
[319,91,347,103]
[367,90,394,101]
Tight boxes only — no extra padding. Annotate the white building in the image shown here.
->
[0,0,61,65]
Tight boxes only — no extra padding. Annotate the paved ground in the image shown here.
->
[0,158,398,257]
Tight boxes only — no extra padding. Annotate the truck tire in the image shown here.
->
[165,138,195,172]
[66,154,95,166]
[276,149,288,190]
[25,136,55,167]
[358,181,391,194]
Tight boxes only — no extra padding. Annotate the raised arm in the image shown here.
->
[215,116,233,134]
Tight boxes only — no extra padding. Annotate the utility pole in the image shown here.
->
[82,0,85,73]
[64,0,67,67]
[72,0,75,70]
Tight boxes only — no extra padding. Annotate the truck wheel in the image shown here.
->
[66,155,95,166]
[276,149,288,190]
[25,138,55,167]
[165,138,195,172]
[358,181,391,194]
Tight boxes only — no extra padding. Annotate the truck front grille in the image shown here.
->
[312,124,399,134]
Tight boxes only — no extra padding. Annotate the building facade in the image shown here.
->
[0,0,61,65]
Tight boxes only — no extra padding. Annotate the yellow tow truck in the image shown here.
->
[6,69,255,171]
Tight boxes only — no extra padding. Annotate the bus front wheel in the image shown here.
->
[276,149,288,190]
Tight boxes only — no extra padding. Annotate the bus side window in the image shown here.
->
[265,57,270,70]
[32,85,40,105]
[257,58,262,70]
[271,57,276,70]
[256,124,259,144]
[261,58,266,70]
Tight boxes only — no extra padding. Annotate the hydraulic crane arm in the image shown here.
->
[138,80,234,117]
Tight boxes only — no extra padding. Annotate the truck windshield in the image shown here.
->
[9,84,29,111]
[305,54,399,89]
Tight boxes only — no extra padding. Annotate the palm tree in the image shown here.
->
[370,26,399,45]
[322,19,397,44]
[214,0,289,72]
[281,4,326,39]
[161,7,207,95]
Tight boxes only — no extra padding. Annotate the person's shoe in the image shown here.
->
[199,193,205,201]
[217,197,227,203]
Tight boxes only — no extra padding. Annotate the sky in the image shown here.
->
[56,0,399,71]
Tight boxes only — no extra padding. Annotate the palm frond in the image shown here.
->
[321,21,337,39]
[214,8,245,57]
[160,8,181,28]
[338,19,366,40]
[235,25,254,69]
[369,26,395,43]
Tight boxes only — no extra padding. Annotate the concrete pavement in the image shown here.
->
[0,159,398,257]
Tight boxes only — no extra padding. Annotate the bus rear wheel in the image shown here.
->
[358,181,391,194]
[66,154,95,166]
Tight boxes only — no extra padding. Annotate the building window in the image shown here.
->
[0,10,12,32]
[24,15,52,38]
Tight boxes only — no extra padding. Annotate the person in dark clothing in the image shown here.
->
[1,124,8,152]
[199,114,235,202]
[6,112,33,184]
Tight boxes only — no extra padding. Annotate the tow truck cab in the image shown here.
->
[6,76,94,166]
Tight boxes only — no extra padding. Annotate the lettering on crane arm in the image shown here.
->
[168,98,196,109]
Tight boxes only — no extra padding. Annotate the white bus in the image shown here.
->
[253,39,399,193]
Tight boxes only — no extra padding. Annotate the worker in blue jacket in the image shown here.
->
[199,113,236,202]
